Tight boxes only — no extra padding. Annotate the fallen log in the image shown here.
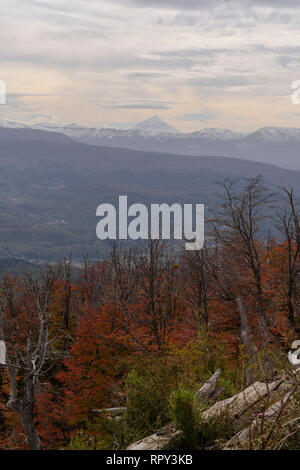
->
[202,378,283,424]
[224,390,294,449]
[127,423,179,451]
[127,373,286,450]
[93,407,126,415]
[195,369,221,401]
[224,377,297,449]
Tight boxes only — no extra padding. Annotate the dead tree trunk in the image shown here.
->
[5,356,43,449]
[0,268,58,450]
[236,296,257,385]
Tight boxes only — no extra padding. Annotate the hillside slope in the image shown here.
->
[0,129,298,260]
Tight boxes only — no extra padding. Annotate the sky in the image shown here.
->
[1,0,300,131]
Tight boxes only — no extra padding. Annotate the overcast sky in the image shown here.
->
[1,0,300,131]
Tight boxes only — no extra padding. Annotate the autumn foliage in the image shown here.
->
[0,177,300,449]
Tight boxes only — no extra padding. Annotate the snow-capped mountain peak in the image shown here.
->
[245,126,300,143]
[133,115,179,134]
[189,128,247,141]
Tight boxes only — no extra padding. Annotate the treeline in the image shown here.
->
[0,176,299,450]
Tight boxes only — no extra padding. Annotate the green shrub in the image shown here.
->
[168,387,233,450]
[69,432,102,450]
[169,388,200,448]
[125,358,179,440]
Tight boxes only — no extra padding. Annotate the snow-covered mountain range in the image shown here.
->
[1,115,300,169]
[1,114,300,142]
[0,115,240,137]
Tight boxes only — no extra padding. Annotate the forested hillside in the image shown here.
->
[0,177,299,450]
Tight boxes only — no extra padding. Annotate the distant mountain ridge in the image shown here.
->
[1,117,300,169]
[189,128,247,141]
[0,126,300,261]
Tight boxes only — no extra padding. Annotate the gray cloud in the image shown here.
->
[1,0,300,129]
[277,56,300,69]
[4,93,65,111]
[127,72,167,79]
[1,49,198,73]
[7,93,62,98]
[176,111,219,121]
[108,120,139,129]
[153,48,227,57]
[190,76,250,88]
[106,103,171,109]
[117,0,223,8]
[115,0,300,10]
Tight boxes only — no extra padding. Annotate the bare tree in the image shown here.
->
[235,296,257,385]
[62,256,73,330]
[208,242,251,353]
[0,267,58,450]
[211,176,274,347]
[133,240,179,353]
[182,246,210,331]
[275,187,300,332]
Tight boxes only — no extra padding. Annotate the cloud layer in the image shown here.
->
[1,0,300,130]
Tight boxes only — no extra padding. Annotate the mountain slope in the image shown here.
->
[0,128,300,261]
[1,118,300,169]
[0,126,74,144]
[32,122,300,170]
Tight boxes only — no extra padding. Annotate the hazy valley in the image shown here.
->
[0,124,300,262]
